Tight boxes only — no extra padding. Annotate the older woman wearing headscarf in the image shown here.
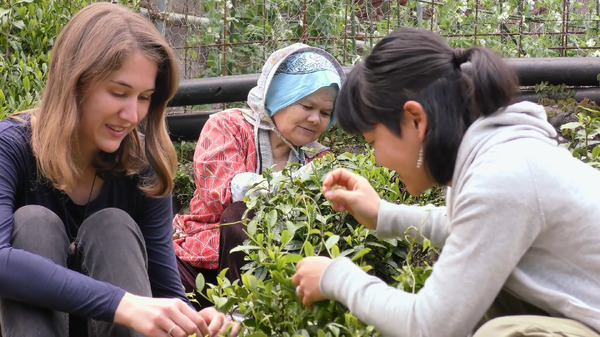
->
[172,43,345,308]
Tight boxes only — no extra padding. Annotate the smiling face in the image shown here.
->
[78,52,157,160]
[362,104,434,196]
[272,86,336,146]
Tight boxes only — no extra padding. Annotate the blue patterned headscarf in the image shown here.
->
[265,51,342,127]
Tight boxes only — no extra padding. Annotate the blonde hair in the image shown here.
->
[30,2,179,197]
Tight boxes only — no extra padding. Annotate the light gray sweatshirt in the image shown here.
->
[321,101,600,336]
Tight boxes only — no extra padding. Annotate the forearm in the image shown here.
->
[376,201,449,247]
[320,257,419,337]
[320,256,489,337]
[144,195,191,304]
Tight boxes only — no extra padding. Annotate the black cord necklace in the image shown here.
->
[64,172,97,249]
[83,172,98,222]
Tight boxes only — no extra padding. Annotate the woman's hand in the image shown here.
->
[322,168,381,230]
[292,256,332,310]
[114,293,241,337]
[198,307,242,337]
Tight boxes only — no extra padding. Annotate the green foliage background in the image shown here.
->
[0,0,140,118]
[4,0,600,116]
[184,0,600,81]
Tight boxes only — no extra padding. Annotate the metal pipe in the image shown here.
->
[169,57,600,107]
[503,57,600,86]
[169,73,259,107]
[167,57,600,140]
[167,111,213,141]
[167,87,600,141]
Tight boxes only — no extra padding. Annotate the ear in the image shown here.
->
[403,100,428,141]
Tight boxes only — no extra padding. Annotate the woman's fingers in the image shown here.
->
[205,308,225,336]
[114,293,215,337]
[226,321,242,336]
[293,257,332,309]
[323,168,364,213]
[167,309,201,337]
[198,307,241,336]
[216,315,241,337]
[322,169,380,229]
[322,168,359,193]
[324,186,354,210]
[156,300,207,337]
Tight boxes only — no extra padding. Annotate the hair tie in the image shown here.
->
[452,48,468,68]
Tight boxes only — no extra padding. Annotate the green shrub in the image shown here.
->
[0,0,94,117]
[0,0,141,118]
[172,140,197,214]
[201,150,441,336]
[560,100,600,168]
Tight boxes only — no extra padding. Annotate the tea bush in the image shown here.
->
[535,83,600,168]
[200,150,442,336]
[560,101,600,168]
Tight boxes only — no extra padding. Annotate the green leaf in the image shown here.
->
[281,229,291,246]
[266,209,277,228]
[286,221,299,238]
[271,270,288,285]
[422,238,431,252]
[303,241,314,256]
[267,248,275,260]
[277,203,292,214]
[592,146,600,159]
[13,20,25,30]
[281,254,303,264]
[212,296,228,309]
[242,273,258,291]
[325,235,340,250]
[195,273,205,293]
[244,333,268,337]
[247,219,257,235]
[229,245,261,253]
[577,105,600,116]
[330,245,340,258]
[23,76,30,92]
[561,122,582,130]
[351,248,371,261]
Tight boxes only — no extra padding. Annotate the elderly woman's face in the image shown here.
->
[272,86,336,146]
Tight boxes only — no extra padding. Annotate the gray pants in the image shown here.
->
[474,289,599,336]
[0,205,151,337]
[474,316,600,337]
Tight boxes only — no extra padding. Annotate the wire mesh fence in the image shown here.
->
[4,0,598,118]
[138,0,600,112]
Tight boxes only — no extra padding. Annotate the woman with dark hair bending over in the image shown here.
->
[292,28,600,336]
[0,3,239,337]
